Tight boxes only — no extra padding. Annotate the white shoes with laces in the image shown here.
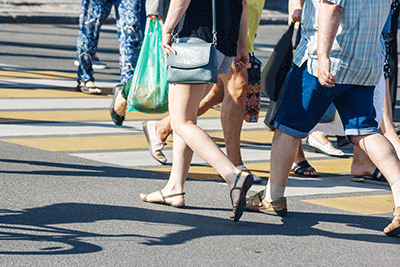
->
[306,134,345,157]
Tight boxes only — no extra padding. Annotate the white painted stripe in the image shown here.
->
[70,147,330,168]
[0,98,113,110]
[0,118,267,137]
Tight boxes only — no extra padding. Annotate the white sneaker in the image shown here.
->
[306,134,345,157]
[237,165,262,184]
[142,121,167,164]
[74,56,107,69]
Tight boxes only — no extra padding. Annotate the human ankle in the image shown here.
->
[351,163,375,177]
[264,180,285,202]
[311,131,329,145]
[114,94,127,116]
[391,180,400,207]
[156,122,171,142]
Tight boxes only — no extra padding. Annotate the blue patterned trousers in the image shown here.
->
[76,0,146,84]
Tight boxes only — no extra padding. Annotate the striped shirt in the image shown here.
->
[293,0,391,86]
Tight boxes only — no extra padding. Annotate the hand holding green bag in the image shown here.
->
[126,18,168,113]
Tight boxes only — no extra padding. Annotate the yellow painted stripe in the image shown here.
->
[0,110,166,122]
[231,159,352,177]
[302,194,394,215]
[209,129,274,145]
[0,88,110,98]
[306,158,352,175]
[0,70,76,79]
[1,135,173,152]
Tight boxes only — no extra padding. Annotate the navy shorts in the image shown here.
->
[274,63,382,139]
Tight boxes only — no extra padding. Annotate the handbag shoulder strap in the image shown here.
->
[212,0,217,45]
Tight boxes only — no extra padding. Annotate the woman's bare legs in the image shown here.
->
[141,82,250,212]
[153,78,225,143]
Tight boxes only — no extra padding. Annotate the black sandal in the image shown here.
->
[110,84,125,126]
[76,80,102,95]
[230,171,254,222]
[352,168,388,184]
[291,160,319,177]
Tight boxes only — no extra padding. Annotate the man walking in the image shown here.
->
[246,0,400,236]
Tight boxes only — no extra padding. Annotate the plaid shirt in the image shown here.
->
[294,0,391,86]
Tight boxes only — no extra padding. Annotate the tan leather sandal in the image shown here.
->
[245,190,287,217]
[140,190,185,208]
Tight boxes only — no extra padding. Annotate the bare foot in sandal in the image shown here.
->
[228,170,254,222]
[291,160,319,177]
[140,189,185,207]
[77,80,102,95]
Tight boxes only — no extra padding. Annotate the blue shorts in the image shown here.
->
[274,63,382,139]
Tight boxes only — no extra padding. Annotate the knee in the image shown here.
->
[170,120,192,137]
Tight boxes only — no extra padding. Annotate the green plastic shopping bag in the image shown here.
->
[127,18,168,113]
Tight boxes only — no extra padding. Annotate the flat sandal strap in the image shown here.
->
[232,170,243,190]
[163,192,185,200]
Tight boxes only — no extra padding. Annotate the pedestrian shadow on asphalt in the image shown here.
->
[0,202,398,255]
[0,158,171,180]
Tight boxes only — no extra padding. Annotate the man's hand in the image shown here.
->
[317,56,336,87]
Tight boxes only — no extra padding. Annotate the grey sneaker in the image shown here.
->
[237,165,262,183]
[384,206,400,236]
[245,190,287,217]
[142,121,167,164]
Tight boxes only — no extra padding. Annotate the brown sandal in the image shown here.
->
[140,190,185,208]
[245,190,287,217]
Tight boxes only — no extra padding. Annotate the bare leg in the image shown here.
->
[380,78,400,157]
[292,141,319,176]
[350,134,400,187]
[142,83,250,209]
[154,78,225,142]
[114,91,127,116]
[351,78,400,176]
[310,131,329,145]
[197,78,225,116]
[350,145,379,177]
[168,83,241,181]
[219,65,247,166]
[270,130,300,187]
